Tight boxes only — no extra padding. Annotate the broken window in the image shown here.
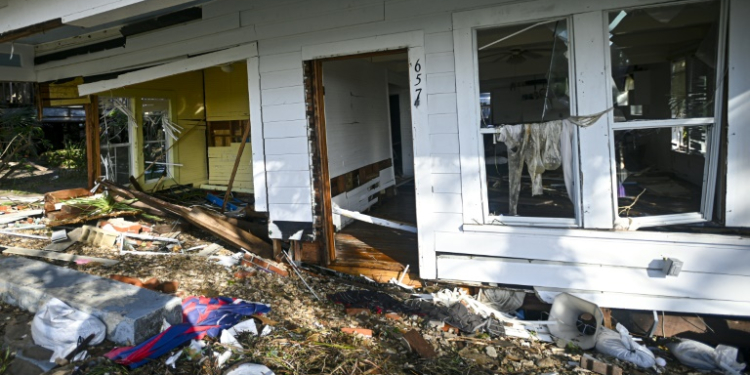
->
[609,0,724,227]
[99,97,133,186]
[142,97,170,182]
[476,19,578,224]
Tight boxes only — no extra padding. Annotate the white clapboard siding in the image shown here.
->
[428,113,458,134]
[254,4,385,41]
[437,256,750,303]
[425,52,455,74]
[435,229,750,277]
[268,187,312,204]
[426,72,456,95]
[260,69,304,90]
[431,174,461,194]
[323,59,392,178]
[265,137,308,155]
[269,203,313,222]
[266,171,312,188]
[265,154,309,172]
[264,120,308,139]
[261,86,305,106]
[426,93,457,115]
[424,31,454,54]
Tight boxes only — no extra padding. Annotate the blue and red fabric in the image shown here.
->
[105,296,270,368]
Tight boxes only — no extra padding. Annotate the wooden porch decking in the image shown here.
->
[328,182,421,286]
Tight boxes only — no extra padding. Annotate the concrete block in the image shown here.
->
[0,256,182,345]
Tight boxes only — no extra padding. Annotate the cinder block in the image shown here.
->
[0,256,182,345]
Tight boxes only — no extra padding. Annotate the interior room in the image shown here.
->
[317,52,419,284]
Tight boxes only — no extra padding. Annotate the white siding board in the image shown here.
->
[254,4,385,41]
[267,171,312,188]
[437,256,750,303]
[424,32,454,54]
[425,52,455,74]
[427,93,457,114]
[260,68,304,90]
[259,52,302,73]
[242,0,381,27]
[202,0,304,19]
[426,72,456,95]
[265,154,310,171]
[429,134,459,154]
[269,203,313,222]
[261,103,306,123]
[263,119,308,139]
[435,230,750,276]
[268,187,312,204]
[265,137,309,155]
[261,86,305,106]
[429,113,458,134]
[432,193,463,214]
[431,154,461,174]
[726,0,750,227]
[431,174,461,194]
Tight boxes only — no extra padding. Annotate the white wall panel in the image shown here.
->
[268,187,312,204]
[428,113,458,134]
[425,52,455,74]
[726,0,750,227]
[267,171,312,188]
[323,59,391,178]
[264,119,308,139]
[259,52,303,73]
[269,203,313,222]
[260,69,304,90]
[431,174,461,194]
[261,103,306,123]
[429,134,460,154]
[431,154,461,174]
[427,93,457,114]
[265,154,310,171]
[426,72,456,94]
[261,86,305,106]
[432,193,463,214]
[265,137,309,155]
[424,32,454,54]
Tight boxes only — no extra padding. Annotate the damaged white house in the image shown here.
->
[1,0,749,315]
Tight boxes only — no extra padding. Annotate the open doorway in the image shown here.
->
[307,50,419,285]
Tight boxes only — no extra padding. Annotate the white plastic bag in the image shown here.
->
[666,339,746,375]
[225,363,275,375]
[595,323,655,368]
[31,298,106,362]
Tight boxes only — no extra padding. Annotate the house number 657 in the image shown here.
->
[413,59,422,107]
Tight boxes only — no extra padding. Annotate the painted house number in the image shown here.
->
[413,59,423,108]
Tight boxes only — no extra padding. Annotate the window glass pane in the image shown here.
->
[142,97,170,181]
[615,125,707,218]
[477,20,575,218]
[98,97,132,185]
[609,1,721,122]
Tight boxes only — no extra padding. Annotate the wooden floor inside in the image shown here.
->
[329,181,420,286]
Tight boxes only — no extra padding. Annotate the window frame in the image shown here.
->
[604,0,729,228]
[473,17,582,228]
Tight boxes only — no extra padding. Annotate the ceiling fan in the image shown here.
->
[480,48,547,64]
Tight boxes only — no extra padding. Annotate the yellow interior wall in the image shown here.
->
[203,61,253,190]
[107,70,208,189]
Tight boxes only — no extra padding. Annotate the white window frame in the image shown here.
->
[473,17,581,228]
[604,0,729,228]
[454,0,729,231]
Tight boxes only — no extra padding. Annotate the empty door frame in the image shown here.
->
[301,31,433,277]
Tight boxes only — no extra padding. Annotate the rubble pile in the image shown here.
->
[0,183,746,375]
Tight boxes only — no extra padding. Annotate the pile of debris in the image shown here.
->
[0,180,746,375]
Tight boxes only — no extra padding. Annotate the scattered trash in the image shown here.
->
[402,329,437,358]
[224,363,276,375]
[595,323,655,368]
[666,339,746,375]
[548,293,603,350]
[341,327,373,338]
[31,298,106,362]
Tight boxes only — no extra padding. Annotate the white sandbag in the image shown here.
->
[31,298,106,362]
[666,339,746,375]
[595,323,655,368]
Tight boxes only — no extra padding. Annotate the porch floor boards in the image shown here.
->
[329,182,420,286]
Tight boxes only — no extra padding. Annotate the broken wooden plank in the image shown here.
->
[403,329,437,358]
[223,121,252,212]
[100,179,272,257]
[580,355,623,375]
[0,247,118,266]
[332,205,417,233]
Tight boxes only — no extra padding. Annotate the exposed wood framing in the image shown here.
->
[85,95,100,189]
[0,18,62,44]
[330,159,392,196]
[222,121,253,211]
[305,60,335,265]
[332,205,417,233]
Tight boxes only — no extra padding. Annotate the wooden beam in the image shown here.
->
[100,179,273,257]
[222,120,252,211]
[311,60,336,265]
[0,18,62,44]
[85,95,101,189]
